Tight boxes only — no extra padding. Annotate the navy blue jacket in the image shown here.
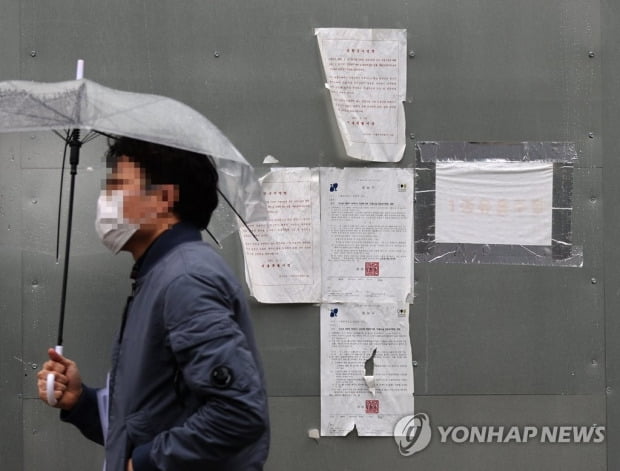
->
[62,223,270,470]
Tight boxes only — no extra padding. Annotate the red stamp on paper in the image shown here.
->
[365,262,379,276]
[366,399,380,414]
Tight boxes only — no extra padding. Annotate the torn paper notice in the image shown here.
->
[240,168,321,303]
[320,303,414,436]
[315,28,407,162]
[320,167,413,303]
[435,161,553,245]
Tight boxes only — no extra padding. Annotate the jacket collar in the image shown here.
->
[131,222,202,279]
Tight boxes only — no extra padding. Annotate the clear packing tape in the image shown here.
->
[414,141,583,267]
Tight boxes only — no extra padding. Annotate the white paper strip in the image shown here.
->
[435,161,554,245]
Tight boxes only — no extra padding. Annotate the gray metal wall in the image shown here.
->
[0,0,616,469]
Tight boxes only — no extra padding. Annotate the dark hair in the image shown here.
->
[106,136,219,230]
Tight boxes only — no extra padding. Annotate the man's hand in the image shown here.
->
[37,348,83,410]
[127,459,134,471]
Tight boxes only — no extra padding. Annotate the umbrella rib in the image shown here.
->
[205,229,223,249]
[52,130,68,141]
[216,188,259,241]
[92,130,118,140]
[20,93,76,124]
[0,83,84,129]
[2,109,73,127]
[55,131,71,260]
[90,96,167,130]
[81,131,100,144]
[93,97,215,153]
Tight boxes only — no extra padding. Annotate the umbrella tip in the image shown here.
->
[76,59,85,80]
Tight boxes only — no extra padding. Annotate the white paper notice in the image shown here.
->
[315,28,407,162]
[320,167,413,304]
[320,303,414,436]
[435,161,554,245]
[240,168,321,303]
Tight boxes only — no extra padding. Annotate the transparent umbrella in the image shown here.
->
[0,69,266,404]
[0,77,266,240]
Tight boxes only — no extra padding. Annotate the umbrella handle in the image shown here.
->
[46,345,64,406]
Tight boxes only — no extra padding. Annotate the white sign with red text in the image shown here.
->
[435,161,553,246]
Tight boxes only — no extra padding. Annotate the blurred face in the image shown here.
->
[105,156,177,230]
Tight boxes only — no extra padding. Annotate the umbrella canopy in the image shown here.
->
[0,78,267,241]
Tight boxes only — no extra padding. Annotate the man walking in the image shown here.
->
[38,137,270,470]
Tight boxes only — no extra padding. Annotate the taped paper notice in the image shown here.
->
[435,161,553,245]
[240,168,321,303]
[315,28,407,162]
[320,167,414,304]
[320,304,414,436]
[241,167,413,303]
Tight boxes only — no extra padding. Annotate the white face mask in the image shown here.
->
[95,190,139,254]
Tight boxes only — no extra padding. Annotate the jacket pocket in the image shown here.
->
[125,410,156,446]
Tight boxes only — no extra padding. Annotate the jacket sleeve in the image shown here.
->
[136,272,268,469]
[60,385,105,445]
